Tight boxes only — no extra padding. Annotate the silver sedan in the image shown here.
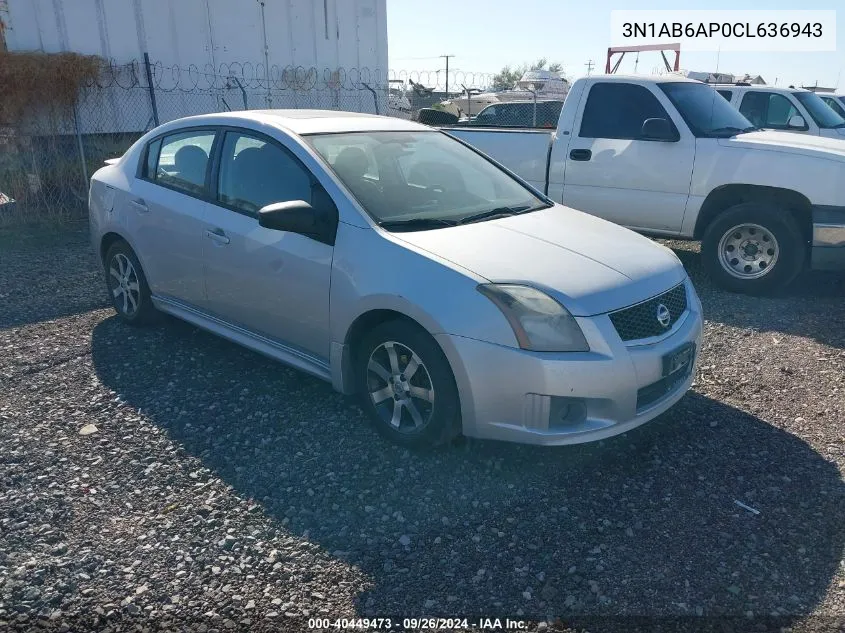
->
[89,110,702,448]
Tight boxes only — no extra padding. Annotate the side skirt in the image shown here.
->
[152,295,333,384]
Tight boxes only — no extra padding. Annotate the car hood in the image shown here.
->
[718,130,845,162]
[392,205,686,316]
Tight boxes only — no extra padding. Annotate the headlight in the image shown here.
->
[477,284,589,352]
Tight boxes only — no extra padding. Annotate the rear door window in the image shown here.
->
[152,130,216,195]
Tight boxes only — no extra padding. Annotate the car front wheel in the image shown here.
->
[356,319,460,448]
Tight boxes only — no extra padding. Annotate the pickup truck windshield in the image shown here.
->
[793,91,845,128]
[307,131,549,230]
[659,82,756,138]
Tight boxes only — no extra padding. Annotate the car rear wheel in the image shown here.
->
[356,319,460,448]
[702,202,805,294]
[104,241,157,325]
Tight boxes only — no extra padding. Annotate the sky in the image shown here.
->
[386,0,845,90]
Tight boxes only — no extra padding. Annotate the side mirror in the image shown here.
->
[787,115,807,129]
[258,198,337,245]
[641,117,678,141]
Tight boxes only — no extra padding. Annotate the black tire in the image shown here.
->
[356,319,461,448]
[701,202,806,295]
[103,240,157,325]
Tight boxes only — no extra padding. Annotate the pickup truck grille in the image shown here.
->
[609,284,687,342]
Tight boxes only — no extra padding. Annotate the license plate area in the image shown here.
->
[663,342,695,377]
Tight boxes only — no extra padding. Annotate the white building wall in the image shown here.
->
[2,0,389,132]
[4,0,387,72]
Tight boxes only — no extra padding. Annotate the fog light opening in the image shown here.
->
[549,397,587,430]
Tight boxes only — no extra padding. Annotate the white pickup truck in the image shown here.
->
[444,74,845,293]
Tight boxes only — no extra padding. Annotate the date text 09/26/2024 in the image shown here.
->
[307,618,529,630]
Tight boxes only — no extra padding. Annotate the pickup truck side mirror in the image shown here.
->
[787,115,808,130]
[640,117,679,142]
[259,192,338,245]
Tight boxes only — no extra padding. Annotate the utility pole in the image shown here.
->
[441,54,455,95]
[585,59,595,76]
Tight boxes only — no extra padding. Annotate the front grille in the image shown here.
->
[609,284,687,342]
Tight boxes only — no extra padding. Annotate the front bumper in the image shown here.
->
[811,206,845,270]
[435,279,703,446]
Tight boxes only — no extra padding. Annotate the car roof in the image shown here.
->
[157,109,428,135]
[586,74,700,84]
[708,84,808,93]
[481,100,564,107]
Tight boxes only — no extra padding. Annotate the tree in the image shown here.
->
[491,58,564,91]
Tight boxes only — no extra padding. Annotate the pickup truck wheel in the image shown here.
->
[356,320,460,449]
[702,203,805,294]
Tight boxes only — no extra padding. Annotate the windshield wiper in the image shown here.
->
[707,126,754,137]
[378,217,459,232]
[456,204,545,225]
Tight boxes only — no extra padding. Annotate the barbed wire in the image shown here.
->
[87,59,494,93]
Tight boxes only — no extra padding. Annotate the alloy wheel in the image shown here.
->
[366,341,435,433]
[108,253,141,316]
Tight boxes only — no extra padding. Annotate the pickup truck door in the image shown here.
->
[561,81,695,233]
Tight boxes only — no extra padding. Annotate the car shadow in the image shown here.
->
[668,243,845,350]
[90,316,845,628]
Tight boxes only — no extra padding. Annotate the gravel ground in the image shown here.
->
[1,222,844,633]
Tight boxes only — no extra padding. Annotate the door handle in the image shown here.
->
[205,228,230,245]
[129,198,148,213]
[569,149,592,161]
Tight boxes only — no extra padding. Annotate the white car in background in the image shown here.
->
[713,84,845,139]
[819,93,845,119]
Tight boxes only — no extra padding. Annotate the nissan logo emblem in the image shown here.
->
[656,304,671,328]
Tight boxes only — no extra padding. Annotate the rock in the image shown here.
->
[399,535,411,547]
[540,584,557,600]
[726,585,741,596]
[79,424,99,436]
[424,599,436,609]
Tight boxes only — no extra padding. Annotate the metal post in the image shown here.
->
[72,103,89,189]
[143,53,160,126]
[441,54,454,96]
[361,83,379,115]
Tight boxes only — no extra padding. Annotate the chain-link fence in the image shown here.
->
[1,56,572,222]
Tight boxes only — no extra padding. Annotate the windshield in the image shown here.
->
[659,82,756,137]
[793,91,845,128]
[307,131,549,230]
